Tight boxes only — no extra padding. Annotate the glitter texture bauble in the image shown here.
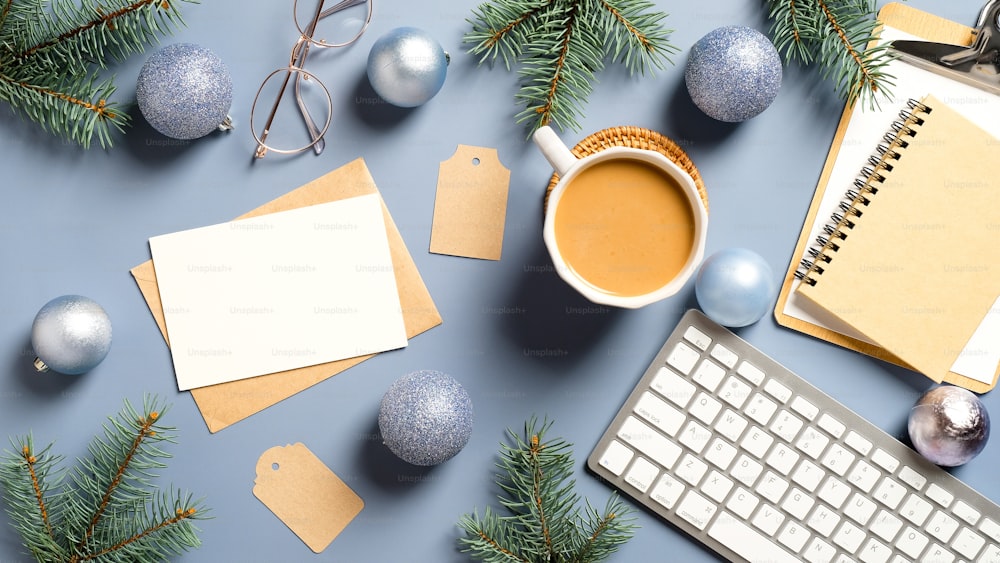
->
[695,248,776,328]
[685,26,782,122]
[378,370,473,466]
[367,27,448,108]
[136,43,233,140]
[908,385,990,467]
[31,295,112,375]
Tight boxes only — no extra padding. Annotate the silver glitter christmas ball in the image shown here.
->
[378,370,473,466]
[136,43,233,140]
[31,295,112,375]
[367,27,448,108]
[908,385,990,467]
[685,26,782,122]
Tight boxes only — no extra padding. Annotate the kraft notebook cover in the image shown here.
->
[794,95,1000,391]
[774,2,1000,392]
[131,158,442,432]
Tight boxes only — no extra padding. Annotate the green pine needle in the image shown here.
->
[766,0,896,109]
[0,0,195,148]
[0,396,208,563]
[465,0,677,136]
[458,417,637,562]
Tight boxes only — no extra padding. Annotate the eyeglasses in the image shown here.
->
[251,0,372,158]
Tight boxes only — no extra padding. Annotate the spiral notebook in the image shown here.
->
[793,94,1000,391]
[774,2,1000,393]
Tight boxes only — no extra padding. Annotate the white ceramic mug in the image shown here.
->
[533,126,708,309]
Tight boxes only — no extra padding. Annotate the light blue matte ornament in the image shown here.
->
[685,25,782,122]
[136,43,234,140]
[367,27,449,108]
[31,295,112,375]
[378,370,473,466]
[695,248,776,327]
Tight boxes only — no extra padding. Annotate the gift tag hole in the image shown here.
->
[472,157,480,166]
[272,462,280,471]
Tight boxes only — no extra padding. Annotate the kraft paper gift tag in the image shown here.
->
[429,145,510,260]
[254,443,364,553]
[130,158,442,432]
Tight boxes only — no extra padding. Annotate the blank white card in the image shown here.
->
[150,193,408,391]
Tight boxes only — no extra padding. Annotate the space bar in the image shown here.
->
[708,512,800,563]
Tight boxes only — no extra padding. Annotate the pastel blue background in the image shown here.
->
[0,1,993,561]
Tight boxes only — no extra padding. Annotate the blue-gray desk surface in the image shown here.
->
[0,1,994,561]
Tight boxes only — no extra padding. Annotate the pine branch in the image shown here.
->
[458,418,636,562]
[0,0,194,148]
[765,0,896,108]
[465,0,676,135]
[0,397,208,563]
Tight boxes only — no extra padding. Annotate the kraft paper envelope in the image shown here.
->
[131,158,442,432]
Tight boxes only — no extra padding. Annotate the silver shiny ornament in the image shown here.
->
[31,295,112,375]
[378,370,473,466]
[136,43,234,140]
[685,26,782,122]
[367,27,449,108]
[695,248,776,328]
[908,385,990,467]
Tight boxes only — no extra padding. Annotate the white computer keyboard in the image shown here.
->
[588,309,1000,563]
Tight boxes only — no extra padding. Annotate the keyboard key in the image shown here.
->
[683,325,711,350]
[726,486,760,519]
[980,517,1000,542]
[709,511,800,563]
[978,544,1000,563]
[900,494,933,526]
[791,459,825,493]
[833,520,866,554]
[745,393,778,425]
[818,477,851,509]
[676,491,717,530]
[927,510,960,543]
[870,510,903,542]
[952,527,986,559]
[803,538,837,563]
[715,409,749,443]
[597,440,633,476]
[667,341,700,375]
[847,459,881,493]
[782,488,815,520]
[859,538,892,563]
[634,391,685,437]
[741,426,775,459]
[873,477,906,510]
[778,521,811,552]
[736,361,766,386]
[764,379,792,404]
[651,367,697,408]
[752,503,786,535]
[676,454,709,486]
[758,471,789,504]
[898,465,927,491]
[624,456,659,493]
[921,544,955,563]
[817,413,846,439]
[839,432,869,457]
[795,427,830,460]
[926,483,954,508]
[770,410,804,442]
[617,416,682,470]
[680,420,713,454]
[690,392,723,425]
[719,376,752,409]
[844,492,877,525]
[790,396,819,421]
[692,360,726,392]
[702,470,733,503]
[953,500,981,526]
[650,473,685,510]
[710,343,738,368]
[732,454,764,487]
[897,526,929,559]
[871,448,899,473]
[806,504,840,536]
[821,444,855,476]
[705,438,738,470]
[766,442,799,475]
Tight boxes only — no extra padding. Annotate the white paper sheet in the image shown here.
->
[149,193,408,391]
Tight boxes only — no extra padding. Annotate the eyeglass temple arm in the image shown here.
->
[321,0,367,18]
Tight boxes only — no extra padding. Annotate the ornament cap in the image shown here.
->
[33,357,49,373]
[217,115,234,132]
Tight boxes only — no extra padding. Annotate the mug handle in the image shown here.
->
[532,126,578,177]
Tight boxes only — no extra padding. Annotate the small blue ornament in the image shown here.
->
[378,370,473,466]
[685,26,782,122]
[136,43,233,140]
[31,295,112,375]
[695,248,776,327]
[367,27,449,108]
[909,385,990,467]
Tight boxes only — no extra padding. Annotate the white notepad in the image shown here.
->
[150,193,408,391]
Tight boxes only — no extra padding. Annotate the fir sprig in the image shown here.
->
[465,0,677,135]
[0,396,208,562]
[0,0,194,148]
[765,0,896,108]
[459,418,636,562]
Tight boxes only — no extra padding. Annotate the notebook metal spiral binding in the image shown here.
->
[795,99,932,286]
